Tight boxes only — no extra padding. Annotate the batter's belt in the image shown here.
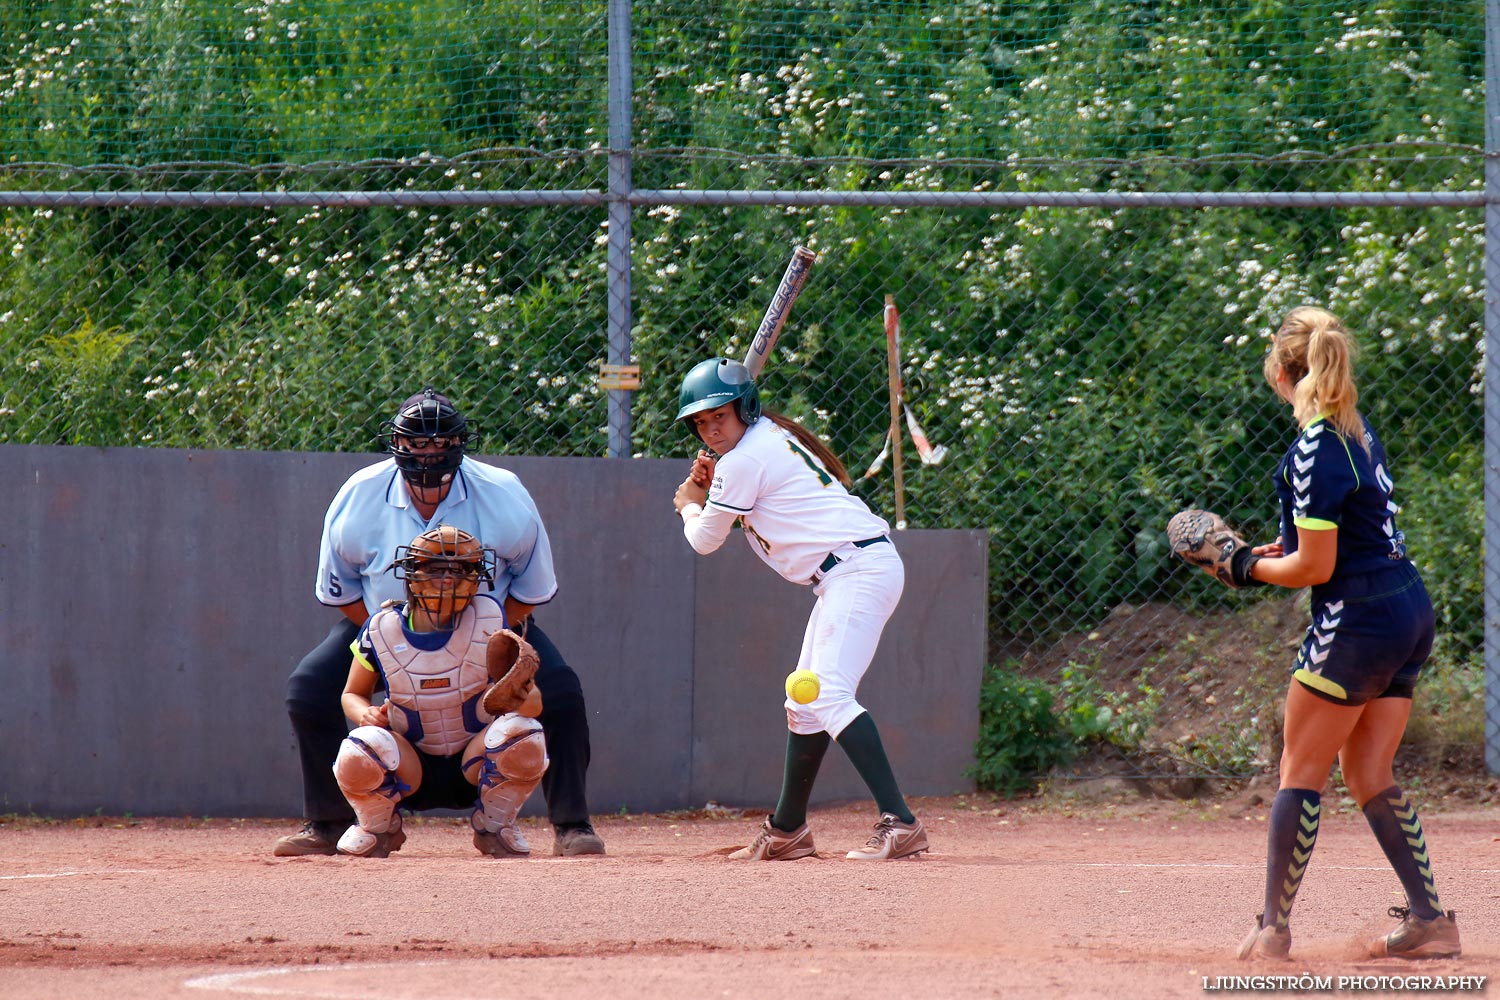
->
[812,535,889,582]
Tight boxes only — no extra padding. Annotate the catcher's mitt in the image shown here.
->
[482,628,540,716]
[1166,508,1264,589]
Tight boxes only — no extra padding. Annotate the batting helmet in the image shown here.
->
[390,524,496,628]
[675,358,761,439]
[379,387,472,489]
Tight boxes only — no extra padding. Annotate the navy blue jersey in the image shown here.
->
[1273,415,1408,580]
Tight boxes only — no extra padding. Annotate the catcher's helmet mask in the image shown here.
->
[675,358,762,442]
[379,387,474,490]
[390,524,497,629]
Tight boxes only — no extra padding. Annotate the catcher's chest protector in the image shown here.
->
[370,601,503,755]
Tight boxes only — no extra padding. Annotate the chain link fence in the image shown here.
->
[1,0,1492,786]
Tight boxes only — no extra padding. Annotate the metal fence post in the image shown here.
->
[1486,0,1500,774]
[606,0,634,458]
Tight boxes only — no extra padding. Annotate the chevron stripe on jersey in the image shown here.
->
[1290,421,1323,522]
[1274,414,1411,576]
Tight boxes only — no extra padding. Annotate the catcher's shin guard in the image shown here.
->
[333,726,406,834]
[473,714,548,833]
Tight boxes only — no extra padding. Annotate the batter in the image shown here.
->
[671,357,928,861]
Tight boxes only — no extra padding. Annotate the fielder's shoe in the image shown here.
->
[336,819,406,859]
[552,823,606,857]
[846,813,929,860]
[729,816,816,861]
[272,820,343,857]
[1237,915,1292,960]
[1368,907,1461,959]
[474,824,531,858]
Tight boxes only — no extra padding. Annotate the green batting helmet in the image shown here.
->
[676,358,762,437]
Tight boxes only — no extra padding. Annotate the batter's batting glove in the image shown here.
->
[1167,508,1266,589]
[482,628,541,716]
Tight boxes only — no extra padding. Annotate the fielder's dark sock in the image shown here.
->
[1262,788,1321,929]
[771,730,831,832]
[1362,784,1442,920]
[835,713,915,824]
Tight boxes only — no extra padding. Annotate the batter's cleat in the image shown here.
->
[729,816,816,861]
[336,821,406,859]
[1368,907,1461,959]
[552,823,606,857]
[272,820,343,857]
[846,813,929,860]
[474,824,531,858]
[1237,915,1291,960]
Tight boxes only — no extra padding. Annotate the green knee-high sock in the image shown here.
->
[835,713,915,824]
[771,730,831,832]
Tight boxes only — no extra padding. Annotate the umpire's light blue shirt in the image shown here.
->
[315,457,559,616]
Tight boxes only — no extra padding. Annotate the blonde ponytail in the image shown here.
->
[1266,306,1364,446]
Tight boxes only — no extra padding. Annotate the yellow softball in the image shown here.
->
[784,669,821,705]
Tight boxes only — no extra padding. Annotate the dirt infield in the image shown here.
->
[2,795,1495,999]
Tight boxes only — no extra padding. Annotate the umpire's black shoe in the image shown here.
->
[553,822,606,856]
[273,820,342,857]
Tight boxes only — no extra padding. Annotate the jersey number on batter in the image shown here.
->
[740,517,772,555]
[785,440,833,487]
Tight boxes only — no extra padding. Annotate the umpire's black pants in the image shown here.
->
[285,616,593,828]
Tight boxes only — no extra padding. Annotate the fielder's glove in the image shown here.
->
[1167,508,1265,589]
[482,628,540,715]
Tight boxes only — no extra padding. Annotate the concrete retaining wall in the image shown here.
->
[0,445,987,817]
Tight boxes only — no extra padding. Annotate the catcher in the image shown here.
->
[333,524,547,858]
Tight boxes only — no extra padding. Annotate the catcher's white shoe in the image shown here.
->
[846,813,928,860]
[336,820,406,859]
[473,824,531,858]
[728,816,816,861]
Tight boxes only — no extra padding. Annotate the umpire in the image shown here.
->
[275,388,604,857]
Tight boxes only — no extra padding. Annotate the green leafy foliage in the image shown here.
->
[1406,649,1486,750]
[0,1,608,164]
[1054,662,1162,751]
[19,314,136,444]
[0,1,1485,691]
[969,664,1075,796]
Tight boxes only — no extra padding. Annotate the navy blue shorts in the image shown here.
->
[1292,562,1434,706]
